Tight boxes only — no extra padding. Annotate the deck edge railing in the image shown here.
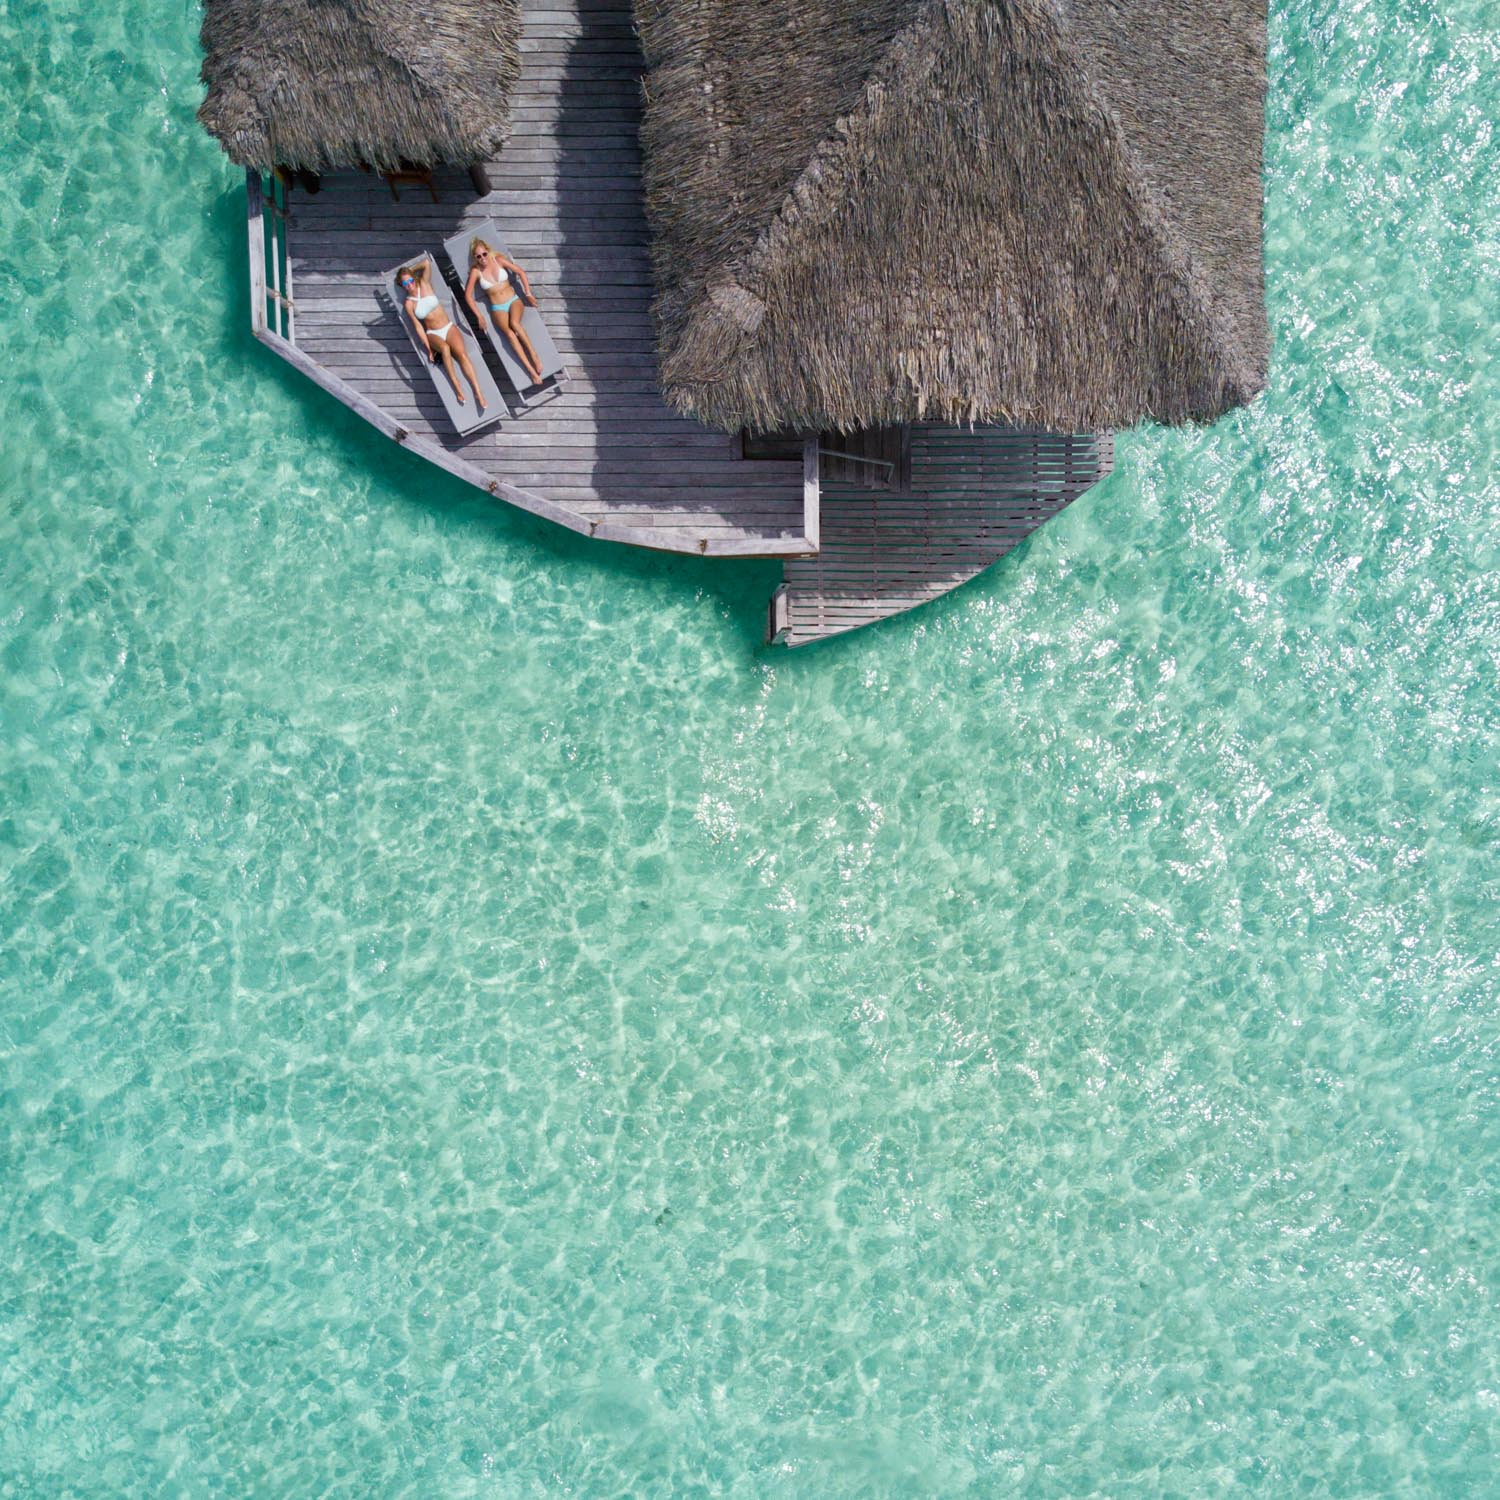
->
[247,171,295,341]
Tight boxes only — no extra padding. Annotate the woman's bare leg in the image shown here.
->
[433,338,465,403]
[504,303,544,384]
[449,330,487,410]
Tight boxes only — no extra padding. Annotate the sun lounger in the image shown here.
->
[383,254,502,436]
[442,222,566,403]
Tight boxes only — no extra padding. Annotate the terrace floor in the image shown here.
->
[256,0,1115,641]
[276,0,808,555]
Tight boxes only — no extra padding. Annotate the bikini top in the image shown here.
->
[411,293,440,318]
[479,268,510,292]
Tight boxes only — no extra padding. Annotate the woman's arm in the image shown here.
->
[406,298,434,358]
[463,267,486,325]
[501,254,533,301]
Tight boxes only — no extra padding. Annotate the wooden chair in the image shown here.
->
[381,163,438,202]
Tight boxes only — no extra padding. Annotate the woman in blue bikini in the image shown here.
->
[462,238,545,386]
[396,260,487,410]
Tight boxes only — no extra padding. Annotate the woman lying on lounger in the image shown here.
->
[396,261,487,410]
[462,239,545,386]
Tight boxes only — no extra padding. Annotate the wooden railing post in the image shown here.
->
[246,169,267,336]
[802,437,820,551]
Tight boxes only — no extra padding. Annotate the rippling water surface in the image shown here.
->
[2,1,1497,1494]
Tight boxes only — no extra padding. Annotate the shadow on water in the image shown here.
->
[209,173,776,655]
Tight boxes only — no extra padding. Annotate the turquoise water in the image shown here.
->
[3,0,1497,1493]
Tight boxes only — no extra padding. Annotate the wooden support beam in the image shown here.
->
[246,170,266,336]
[802,438,821,551]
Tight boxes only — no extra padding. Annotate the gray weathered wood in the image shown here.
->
[776,429,1115,646]
[246,173,266,335]
[258,0,805,553]
[802,438,820,551]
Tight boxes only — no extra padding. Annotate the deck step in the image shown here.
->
[775,430,1114,646]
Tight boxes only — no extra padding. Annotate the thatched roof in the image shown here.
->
[635,0,1269,433]
[198,0,520,172]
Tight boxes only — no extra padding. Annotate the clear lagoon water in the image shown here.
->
[2,0,1497,1494]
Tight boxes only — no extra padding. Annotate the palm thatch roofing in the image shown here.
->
[635,0,1269,433]
[198,0,521,172]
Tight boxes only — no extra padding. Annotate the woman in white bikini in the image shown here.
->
[396,260,487,410]
[462,239,545,386]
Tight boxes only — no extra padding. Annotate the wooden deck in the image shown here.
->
[243,0,1115,638]
[263,0,811,556]
[773,430,1114,646]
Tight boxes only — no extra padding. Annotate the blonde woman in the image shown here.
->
[462,239,544,386]
[396,261,487,410]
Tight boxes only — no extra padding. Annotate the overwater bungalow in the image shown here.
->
[199,0,1267,645]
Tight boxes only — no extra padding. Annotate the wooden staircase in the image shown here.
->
[771,427,1114,646]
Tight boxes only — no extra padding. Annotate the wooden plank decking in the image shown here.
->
[273,0,809,555]
[247,0,1117,637]
[776,430,1114,646]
